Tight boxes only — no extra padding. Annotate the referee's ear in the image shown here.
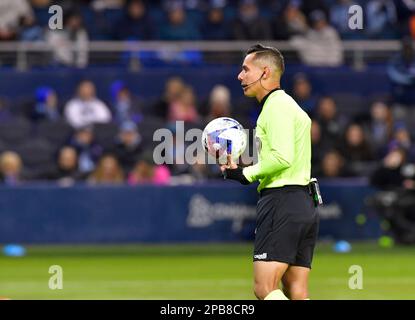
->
[263,66,271,80]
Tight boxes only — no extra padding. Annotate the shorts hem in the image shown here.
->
[253,256,312,269]
[290,262,312,269]
[253,256,294,264]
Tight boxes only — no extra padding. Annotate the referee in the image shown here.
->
[221,44,319,300]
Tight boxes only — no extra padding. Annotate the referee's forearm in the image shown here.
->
[243,155,291,182]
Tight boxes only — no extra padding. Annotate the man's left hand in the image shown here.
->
[220,154,250,185]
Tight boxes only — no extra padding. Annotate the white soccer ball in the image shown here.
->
[202,117,247,162]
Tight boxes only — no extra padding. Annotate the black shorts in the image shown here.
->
[253,185,319,269]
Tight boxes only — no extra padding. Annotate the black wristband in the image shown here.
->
[223,167,251,185]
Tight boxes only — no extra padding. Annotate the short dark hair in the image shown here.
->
[246,44,285,76]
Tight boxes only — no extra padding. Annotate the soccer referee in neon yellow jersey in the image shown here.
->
[221,44,319,300]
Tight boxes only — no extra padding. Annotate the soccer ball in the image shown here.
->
[202,117,247,163]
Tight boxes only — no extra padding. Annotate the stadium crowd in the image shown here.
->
[0,0,415,187]
[1,0,414,44]
[0,66,415,187]
[0,0,414,67]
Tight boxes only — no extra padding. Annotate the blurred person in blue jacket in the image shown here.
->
[201,4,229,40]
[114,0,155,40]
[231,0,272,40]
[387,37,415,106]
[159,1,201,40]
[68,125,103,175]
[32,87,60,122]
[110,80,143,125]
[366,0,399,39]
[330,0,363,39]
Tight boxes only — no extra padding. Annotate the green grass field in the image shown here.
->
[1,242,415,300]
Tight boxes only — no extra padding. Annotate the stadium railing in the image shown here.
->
[0,40,406,71]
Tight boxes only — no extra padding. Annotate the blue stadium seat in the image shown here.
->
[0,118,32,148]
[15,137,55,176]
[35,120,74,150]
[93,122,120,150]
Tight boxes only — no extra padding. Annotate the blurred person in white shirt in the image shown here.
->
[291,10,344,67]
[64,80,112,129]
[0,0,33,40]
[45,11,89,68]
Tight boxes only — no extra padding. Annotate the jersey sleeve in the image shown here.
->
[243,101,295,183]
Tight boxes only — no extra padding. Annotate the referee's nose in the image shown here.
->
[238,71,243,82]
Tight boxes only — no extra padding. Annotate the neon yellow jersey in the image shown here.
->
[243,89,312,192]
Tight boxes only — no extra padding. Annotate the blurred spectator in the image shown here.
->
[388,122,415,161]
[371,147,409,189]
[69,125,103,174]
[91,0,125,11]
[0,97,13,123]
[300,0,330,23]
[45,11,89,68]
[311,120,331,173]
[165,130,191,176]
[153,77,186,119]
[159,2,201,40]
[369,146,415,244]
[387,37,415,106]
[201,6,229,40]
[205,85,232,122]
[161,0,206,11]
[318,149,351,178]
[64,80,112,129]
[330,0,361,39]
[291,73,318,114]
[365,101,394,157]
[338,123,375,163]
[394,0,415,37]
[19,14,43,41]
[110,121,143,173]
[291,10,344,66]
[231,0,272,40]
[167,85,199,124]
[0,0,33,40]
[0,151,23,185]
[109,80,143,125]
[46,146,84,186]
[88,154,125,185]
[272,1,308,40]
[114,0,154,40]
[30,0,52,7]
[128,155,171,185]
[315,96,348,145]
[32,87,60,122]
[366,0,398,39]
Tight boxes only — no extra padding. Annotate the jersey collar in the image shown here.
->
[259,88,282,108]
